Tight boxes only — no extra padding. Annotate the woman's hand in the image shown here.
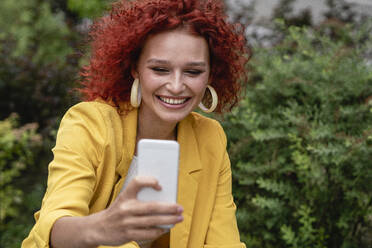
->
[95,176,184,246]
[51,176,183,248]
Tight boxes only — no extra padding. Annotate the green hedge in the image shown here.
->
[0,114,44,247]
[224,22,372,248]
[1,0,371,246]
[0,1,106,246]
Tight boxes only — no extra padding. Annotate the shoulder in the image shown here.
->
[58,100,120,143]
[59,101,125,145]
[56,101,126,167]
[61,101,124,132]
[64,101,120,120]
[187,112,227,148]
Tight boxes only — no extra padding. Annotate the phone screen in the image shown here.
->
[136,139,180,204]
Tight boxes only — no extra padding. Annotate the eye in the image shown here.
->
[151,67,169,73]
[185,69,204,76]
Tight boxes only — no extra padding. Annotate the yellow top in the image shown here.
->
[22,101,246,248]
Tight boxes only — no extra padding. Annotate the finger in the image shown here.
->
[124,214,184,228]
[128,202,183,216]
[121,176,161,199]
[124,227,167,241]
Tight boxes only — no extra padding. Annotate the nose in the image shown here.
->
[166,72,186,95]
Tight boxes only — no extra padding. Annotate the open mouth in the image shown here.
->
[157,96,190,105]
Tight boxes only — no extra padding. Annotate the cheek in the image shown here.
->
[194,83,208,99]
[139,75,158,94]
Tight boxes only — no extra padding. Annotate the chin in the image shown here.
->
[154,100,198,124]
[158,111,191,124]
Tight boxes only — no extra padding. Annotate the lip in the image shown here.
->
[156,95,191,109]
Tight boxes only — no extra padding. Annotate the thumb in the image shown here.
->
[121,176,161,200]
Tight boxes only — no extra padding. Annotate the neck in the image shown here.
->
[136,107,177,144]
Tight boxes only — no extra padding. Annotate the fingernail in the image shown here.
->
[177,206,184,213]
[178,215,184,221]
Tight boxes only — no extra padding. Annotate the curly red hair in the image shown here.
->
[80,0,250,113]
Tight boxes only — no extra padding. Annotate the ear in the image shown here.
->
[207,74,213,85]
[207,66,213,85]
[131,64,139,79]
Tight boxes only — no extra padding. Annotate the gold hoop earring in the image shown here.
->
[199,85,218,113]
[130,78,141,108]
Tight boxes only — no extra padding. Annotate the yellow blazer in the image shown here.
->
[22,101,245,248]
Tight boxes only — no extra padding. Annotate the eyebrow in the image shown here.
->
[147,59,207,67]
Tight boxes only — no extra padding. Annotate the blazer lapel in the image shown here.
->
[116,107,138,178]
[171,114,202,248]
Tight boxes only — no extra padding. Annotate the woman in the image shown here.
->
[22,0,249,247]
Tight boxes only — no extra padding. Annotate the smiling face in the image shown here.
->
[133,29,211,127]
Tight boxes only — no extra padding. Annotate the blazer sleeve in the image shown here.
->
[22,102,107,248]
[204,124,246,248]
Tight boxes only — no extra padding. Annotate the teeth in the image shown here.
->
[159,97,187,105]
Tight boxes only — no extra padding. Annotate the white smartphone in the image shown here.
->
[137,139,180,228]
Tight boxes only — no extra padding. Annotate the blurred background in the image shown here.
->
[0,0,371,247]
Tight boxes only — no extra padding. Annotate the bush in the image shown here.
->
[0,114,43,247]
[67,0,113,18]
[224,22,372,248]
[0,0,79,128]
[0,1,108,246]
